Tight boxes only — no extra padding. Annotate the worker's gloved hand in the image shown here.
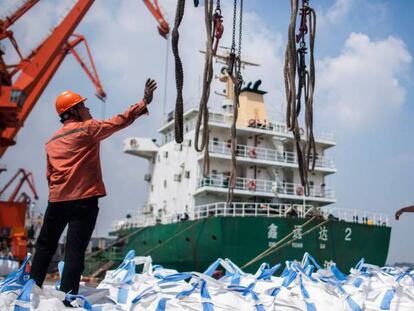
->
[395,208,405,220]
[143,78,157,105]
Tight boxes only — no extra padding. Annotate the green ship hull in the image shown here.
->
[89,216,391,274]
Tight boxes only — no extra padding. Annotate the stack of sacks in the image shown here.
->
[1,251,414,310]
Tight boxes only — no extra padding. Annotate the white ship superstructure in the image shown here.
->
[123,68,337,223]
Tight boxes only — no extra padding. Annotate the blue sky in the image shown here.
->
[1,0,414,265]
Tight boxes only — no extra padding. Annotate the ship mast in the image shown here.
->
[200,49,260,101]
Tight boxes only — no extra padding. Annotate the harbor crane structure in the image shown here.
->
[0,0,169,157]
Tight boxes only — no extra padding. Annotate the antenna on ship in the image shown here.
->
[199,47,260,101]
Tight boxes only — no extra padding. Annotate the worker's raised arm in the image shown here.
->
[86,101,148,141]
[86,79,157,141]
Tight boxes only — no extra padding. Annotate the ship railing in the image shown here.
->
[207,112,335,142]
[192,202,389,226]
[111,215,156,231]
[208,141,335,169]
[198,174,275,194]
[276,182,336,200]
[244,120,335,142]
[320,206,389,226]
[111,212,191,231]
[162,105,334,143]
[162,101,225,124]
[208,111,234,124]
[193,202,316,219]
[162,117,199,144]
[111,205,389,230]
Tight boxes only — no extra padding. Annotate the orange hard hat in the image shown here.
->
[55,90,86,115]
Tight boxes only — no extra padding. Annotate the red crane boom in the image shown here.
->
[0,0,170,157]
[0,0,97,155]
[0,0,40,33]
[0,168,38,202]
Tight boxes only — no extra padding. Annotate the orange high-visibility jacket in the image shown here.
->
[46,101,148,202]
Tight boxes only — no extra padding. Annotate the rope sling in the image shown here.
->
[284,0,317,196]
[173,0,223,178]
[227,0,243,204]
[172,0,186,143]
[194,0,217,177]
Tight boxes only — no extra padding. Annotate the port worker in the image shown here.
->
[30,79,157,299]
[395,205,414,220]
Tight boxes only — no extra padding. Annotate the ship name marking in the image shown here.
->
[319,226,328,241]
[267,223,278,240]
[292,242,303,248]
[293,225,303,240]
[344,227,352,241]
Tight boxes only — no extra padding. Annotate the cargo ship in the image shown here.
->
[85,53,391,275]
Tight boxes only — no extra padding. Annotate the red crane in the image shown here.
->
[0,0,169,157]
[0,168,38,202]
[0,168,38,260]
[143,0,170,38]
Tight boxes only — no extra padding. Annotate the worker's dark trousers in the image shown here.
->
[30,196,99,294]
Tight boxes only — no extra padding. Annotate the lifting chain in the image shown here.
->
[227,0,243,204]
[212,0,224,56]
[284,0,316,196]
[172,0,186,143]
